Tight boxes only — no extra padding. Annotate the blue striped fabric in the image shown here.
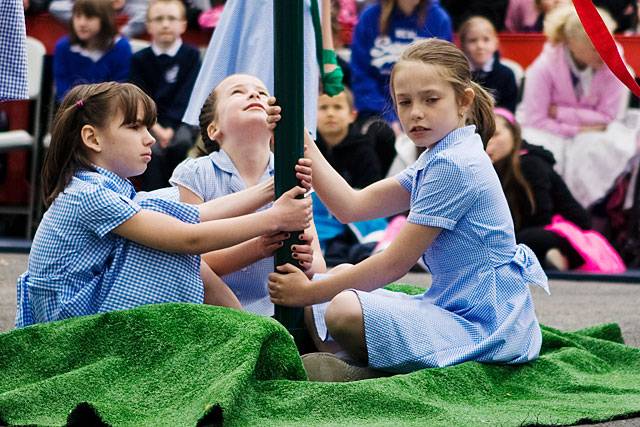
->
[170,150,277,315]
[16,167,203,327]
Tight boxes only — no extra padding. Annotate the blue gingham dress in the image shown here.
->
[313,126,549,373]
[15,167,203,327]
[0,0,28,101]
[170,150,276,315]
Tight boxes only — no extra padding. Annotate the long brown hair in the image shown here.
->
[69,0,117,51]
[379,0,429,36]
[42,82,156,207]
[390,38,496,145]
[492,115,536,230]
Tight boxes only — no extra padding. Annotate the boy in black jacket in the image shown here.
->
[129,0,201,190]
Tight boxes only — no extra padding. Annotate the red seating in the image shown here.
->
[498,33,640,77]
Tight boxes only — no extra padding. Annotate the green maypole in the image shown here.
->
[273,0,307,348]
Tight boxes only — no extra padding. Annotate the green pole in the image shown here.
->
[273,0,307,346]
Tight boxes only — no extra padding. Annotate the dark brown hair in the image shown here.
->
[42,82,156,206]
[69,0,117,51]
[379,0,429,36]
[492,115,536,230]
[390,38,496,145]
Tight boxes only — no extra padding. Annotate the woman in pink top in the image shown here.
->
[519,5,637,207]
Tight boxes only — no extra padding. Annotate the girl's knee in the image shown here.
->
[325,291,363,336]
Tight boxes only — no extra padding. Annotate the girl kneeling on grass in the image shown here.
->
[268,38,549,374]
[16,82,312,327]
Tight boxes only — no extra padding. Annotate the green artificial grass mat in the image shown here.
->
[1,285,639,426]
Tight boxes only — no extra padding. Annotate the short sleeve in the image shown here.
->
[407,155,479,230]
[78,185,141,237]
[394,162,417,192]
[138,198,200,224]
[169,157,207,200]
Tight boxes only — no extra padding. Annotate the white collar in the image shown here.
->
[151,38,183,57]
[69,35,120,62]
[471,56,494,73]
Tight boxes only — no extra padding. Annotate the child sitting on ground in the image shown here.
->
[170,74,326,316]
[16,82,312,327]
[268,38,549,378]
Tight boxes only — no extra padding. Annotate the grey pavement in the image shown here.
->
[1,253,639,426]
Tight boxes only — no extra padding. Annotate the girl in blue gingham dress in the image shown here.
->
[16,82,312,327]
[170,74,326,316]
[268,39,549,374]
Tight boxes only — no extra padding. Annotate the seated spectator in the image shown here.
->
[313,89,388,263]
[459,15,518,112]
[50,0,149,38]
[505,0,568,32]
[129,0,201,190]
[489,108,592,271]
[518,4,636,207]
[350,0,452,134]
[53,0,132,103]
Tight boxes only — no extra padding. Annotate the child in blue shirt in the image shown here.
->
[268,38,549,374]
[350,0,453,132]
[53,0,132,103]
[170,74,326,316]
[16,82,312,327]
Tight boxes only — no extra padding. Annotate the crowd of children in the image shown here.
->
[5,0,640,380]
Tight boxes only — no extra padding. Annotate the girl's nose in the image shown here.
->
[145,129,156,146]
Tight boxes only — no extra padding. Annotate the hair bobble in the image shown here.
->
[75,99,85,109]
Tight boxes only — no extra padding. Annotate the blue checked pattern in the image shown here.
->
[0,0,28,100]
[16,167,203,327]
[171,150,277,316]
[313,126,549,373]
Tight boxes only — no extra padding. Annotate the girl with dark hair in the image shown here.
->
[16,82,312,327]
[53,0,132,102]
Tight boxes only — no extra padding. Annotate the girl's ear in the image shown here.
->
[80,124,102,153]
[459,87,476,116]
[208,121,222,142]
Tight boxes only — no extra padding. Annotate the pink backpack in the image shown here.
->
[544,214,626,273]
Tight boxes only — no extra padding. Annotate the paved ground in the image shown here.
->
[1,253,639,425]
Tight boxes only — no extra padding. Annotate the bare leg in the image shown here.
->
[304,306,341,353]
[201,261,242,309]
[324,291,368,364]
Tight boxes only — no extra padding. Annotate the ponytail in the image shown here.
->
[467,81,495,147]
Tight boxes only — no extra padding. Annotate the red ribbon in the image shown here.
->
[573,0,640,98]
